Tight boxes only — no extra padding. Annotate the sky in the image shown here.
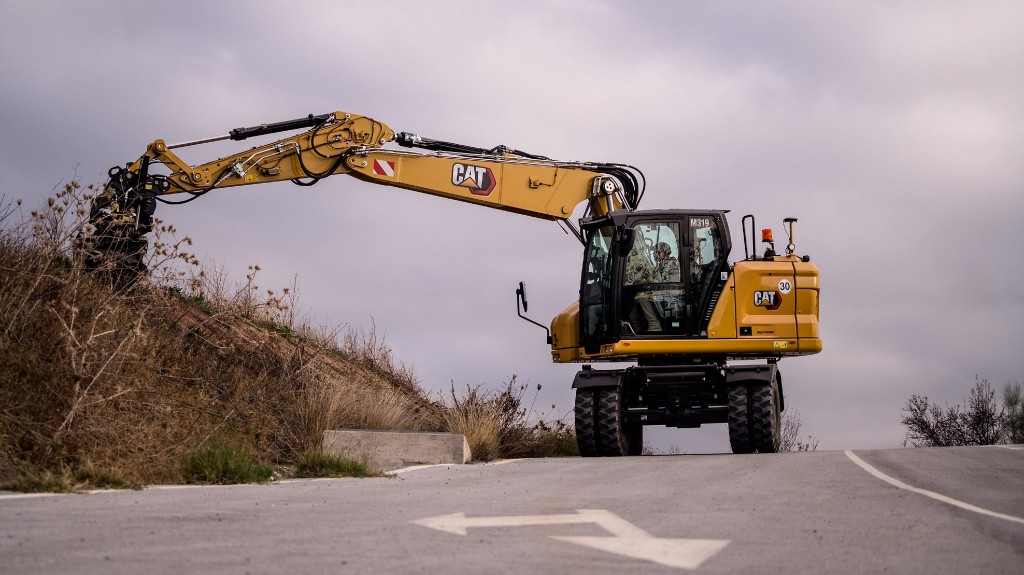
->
[1,1,1022,453]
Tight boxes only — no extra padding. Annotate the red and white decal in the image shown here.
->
[373,159,395,177]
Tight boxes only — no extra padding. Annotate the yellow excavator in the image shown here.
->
[85,110,821,456]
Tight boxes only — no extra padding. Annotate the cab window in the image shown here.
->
[689,216,723,302]
[621,222,684,336]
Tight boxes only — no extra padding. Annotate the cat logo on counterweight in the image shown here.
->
[753,290,782,311]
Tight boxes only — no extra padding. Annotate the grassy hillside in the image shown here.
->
[0,183,575,491]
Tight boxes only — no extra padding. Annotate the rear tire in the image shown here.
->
[728,384,753,454]
[596,387,630,456]
[751,376,781,453]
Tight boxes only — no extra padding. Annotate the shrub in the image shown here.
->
[292,450,380,478]
[0,465,77,493]
[902,377,1004,447]
[442,377,579,460]
[181,436,272,484]
[519,420,579,458]
[1004,382,1024,444]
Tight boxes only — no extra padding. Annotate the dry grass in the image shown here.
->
[0,183,445,488]
[0,181,572,489]
[443,377,578,461]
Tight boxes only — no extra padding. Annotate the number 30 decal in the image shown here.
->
[778,279,792,294]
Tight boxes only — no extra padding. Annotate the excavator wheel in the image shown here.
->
[728,375,782,454]
[575,386,636,457]
[595,387,630,456]
[574,388,598,457]
[727,384,754,454]
[751,375,782,453]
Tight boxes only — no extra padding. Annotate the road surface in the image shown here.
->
[1,446,1022,574]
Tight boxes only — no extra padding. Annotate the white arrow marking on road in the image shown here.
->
[412,509,729,570]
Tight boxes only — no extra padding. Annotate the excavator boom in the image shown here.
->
[124,110,641,221]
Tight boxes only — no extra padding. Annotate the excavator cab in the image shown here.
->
[564,208,820,456]
[578,209,731,352]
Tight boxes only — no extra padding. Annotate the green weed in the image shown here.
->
[292,450,382,478]
[73,462,139,490]
[0,466,76,493]
[182,437,272,484]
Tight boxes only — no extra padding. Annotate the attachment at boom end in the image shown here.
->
[80,160,165,287]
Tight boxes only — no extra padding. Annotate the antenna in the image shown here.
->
[783,217,798,256]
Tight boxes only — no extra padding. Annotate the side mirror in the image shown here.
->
[516,281,528,313]
[515,281,551,344]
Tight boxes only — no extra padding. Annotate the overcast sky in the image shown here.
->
[2,1,1022,453]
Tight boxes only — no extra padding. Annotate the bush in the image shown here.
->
[0,466,77,493]
[519,420,579,458]
[292,450,380,478]
[1003,382,1024,444]
[442,376,579,460]
[778,409,819,452]
[901,377,1004,447]
[182,436,272,484]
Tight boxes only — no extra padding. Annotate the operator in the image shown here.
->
[625,236,662,333]
[653,242,681,282]
[625,235,655,285]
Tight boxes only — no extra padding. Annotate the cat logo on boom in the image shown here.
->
[754,290,782,311]
[452,163,496,196]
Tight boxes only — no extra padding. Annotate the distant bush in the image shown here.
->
[1004,382,1024,444]
[901,377,1015,447]
[778,409,819,452]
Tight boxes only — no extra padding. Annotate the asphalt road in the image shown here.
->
[1,446,1022,574]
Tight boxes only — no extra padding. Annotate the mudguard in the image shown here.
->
[572,369,625,389]
[725,363,784,412]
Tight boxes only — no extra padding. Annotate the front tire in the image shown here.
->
[575,388,598,457]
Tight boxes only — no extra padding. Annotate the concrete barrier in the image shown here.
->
[322,430,471,471]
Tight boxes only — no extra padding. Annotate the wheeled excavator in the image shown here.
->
[84,110,821,456]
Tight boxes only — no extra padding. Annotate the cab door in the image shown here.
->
[686,215,728,336]
[618,214,727,338]
[619,219,688,337]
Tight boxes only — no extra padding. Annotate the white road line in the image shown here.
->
[390,464,450,474]
[0,492,61,501]
[390,459,521,475]
[844,450,1024,525]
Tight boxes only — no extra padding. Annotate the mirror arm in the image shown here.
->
[515,282,552,344]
